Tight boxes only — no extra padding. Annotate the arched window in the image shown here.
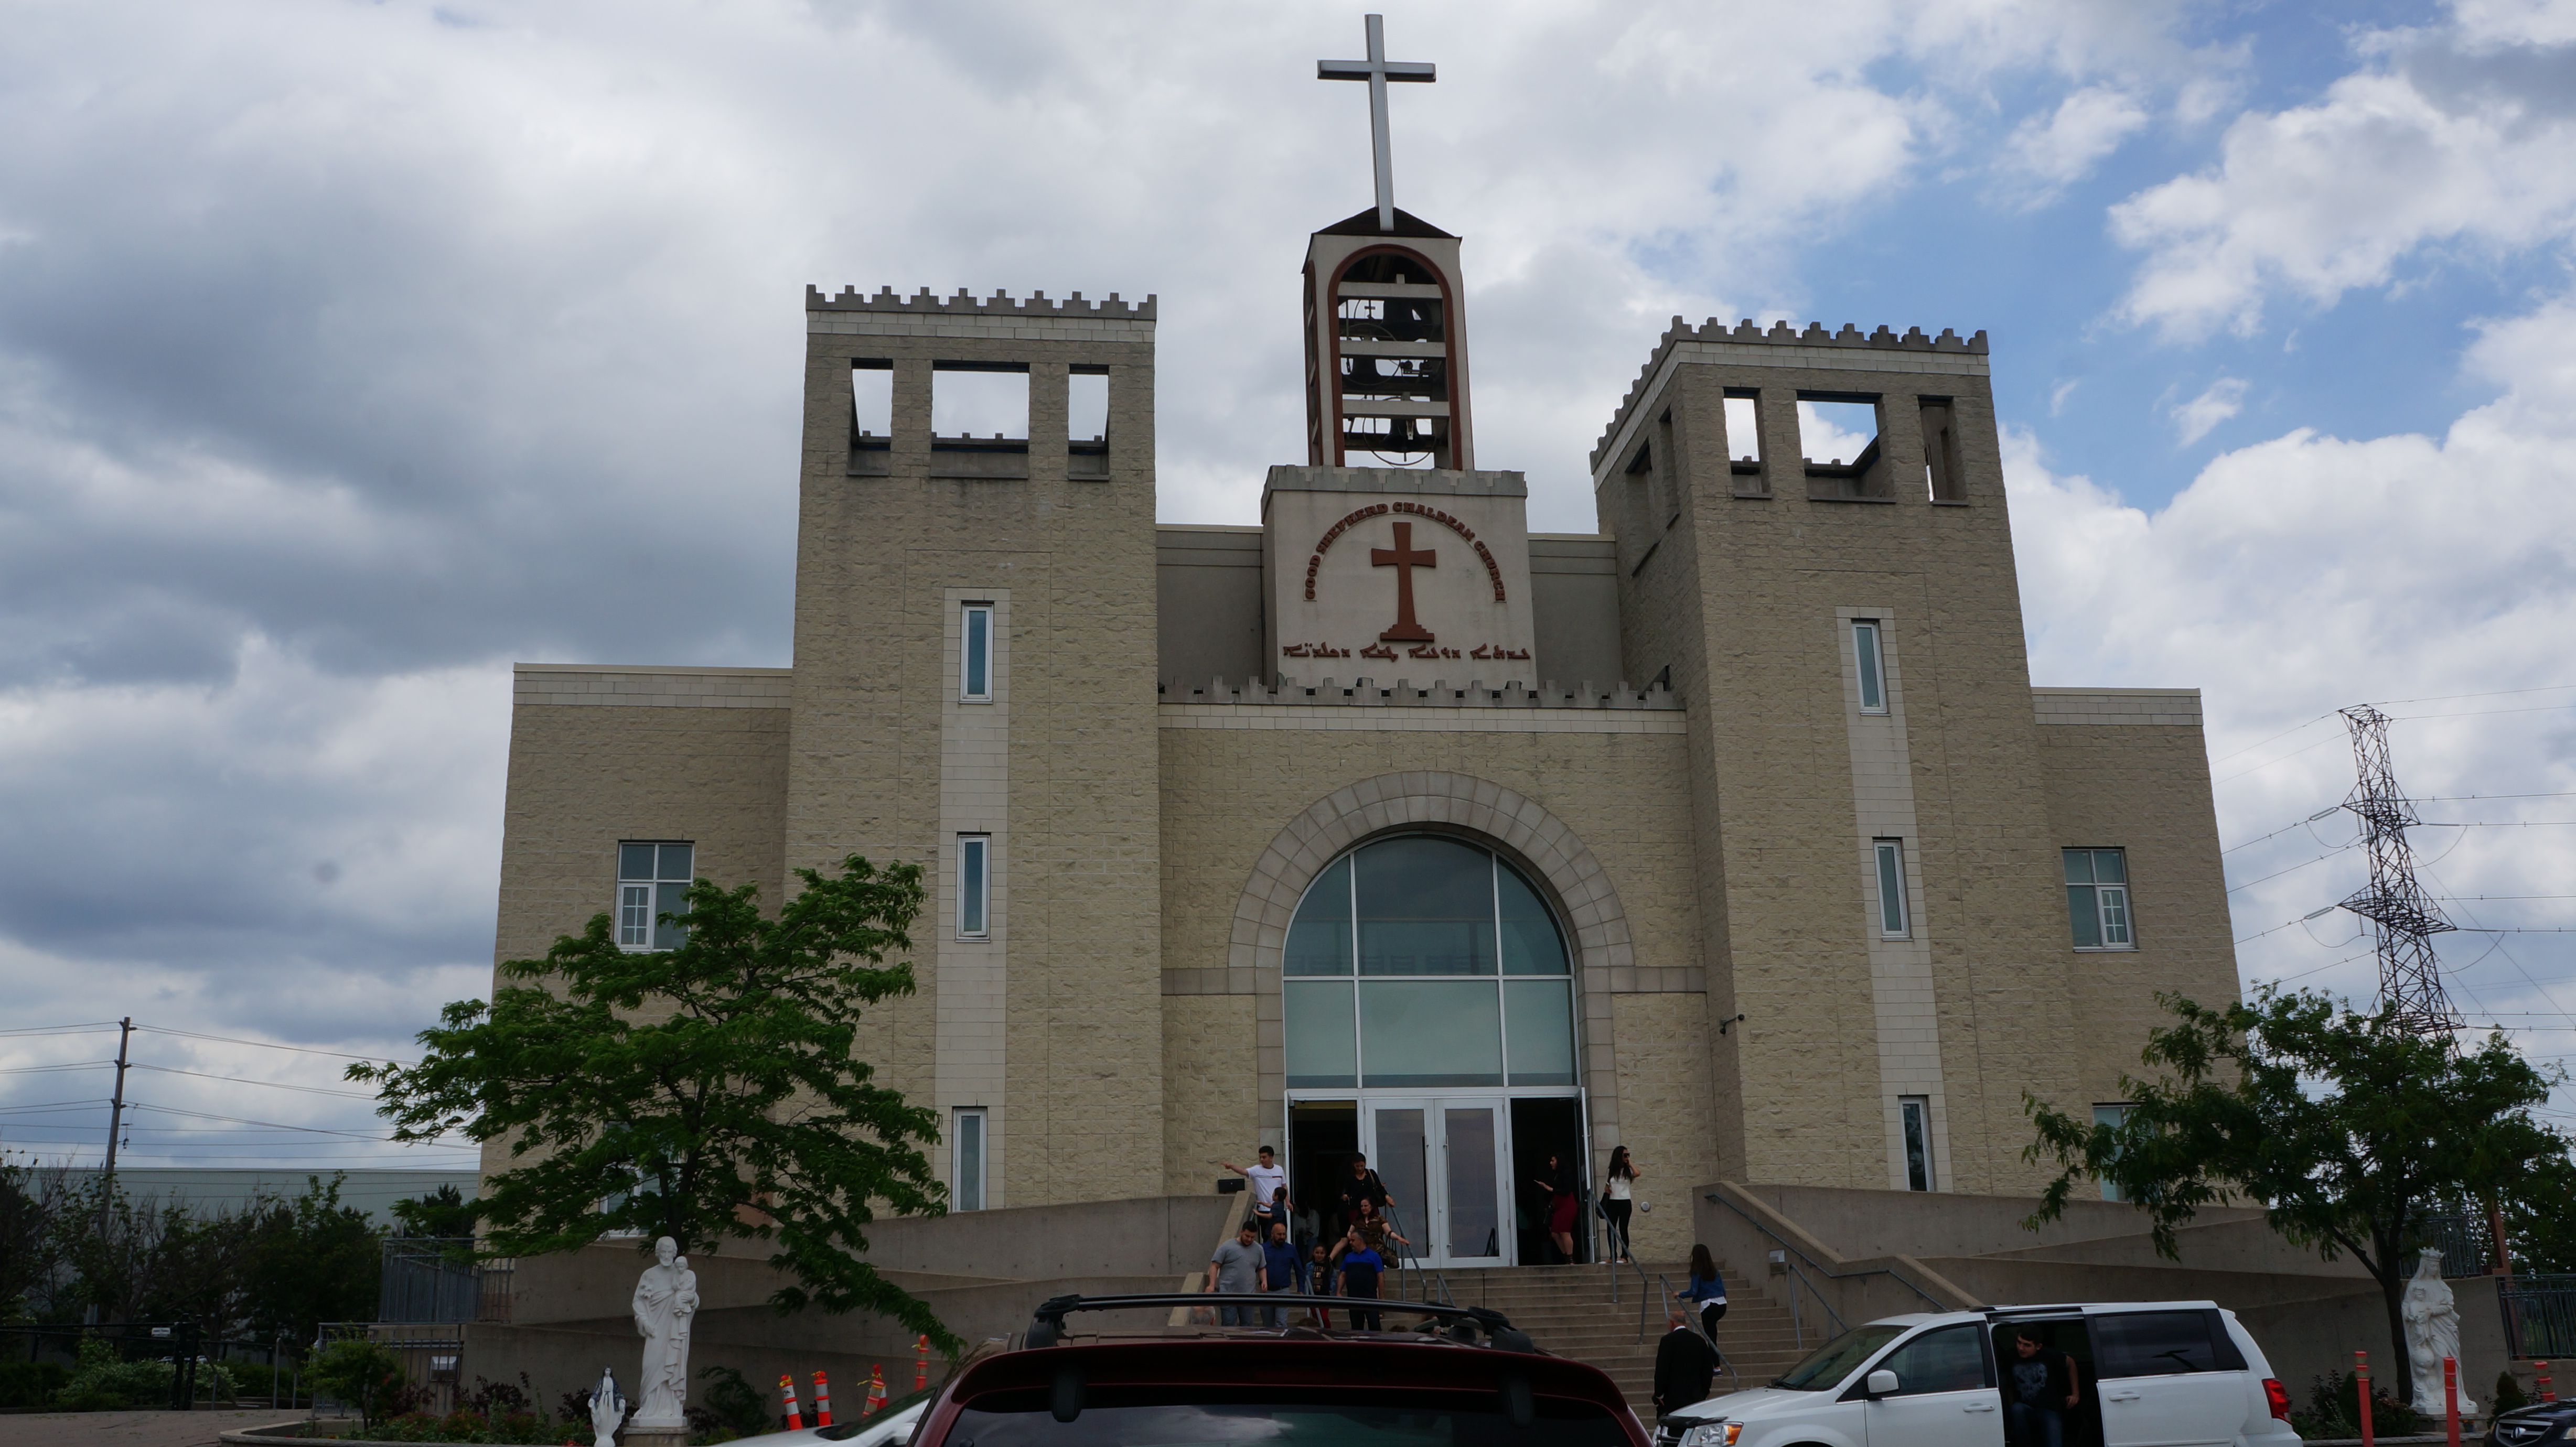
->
[1281,836,1575,1090]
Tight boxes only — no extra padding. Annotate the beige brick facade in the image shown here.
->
[486,262,2235,1261]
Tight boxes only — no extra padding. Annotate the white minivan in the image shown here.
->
[1657,1301,2299,1447]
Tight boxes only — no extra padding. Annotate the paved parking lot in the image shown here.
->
[0,1410,310,1446]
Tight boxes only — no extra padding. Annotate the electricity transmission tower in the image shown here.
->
[2337,704,2462,1036]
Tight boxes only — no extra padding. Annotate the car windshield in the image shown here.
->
[937,1386,1630,1444]
[1771,1324,1907,1391]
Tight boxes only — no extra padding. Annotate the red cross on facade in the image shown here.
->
[1371,521,1436,642]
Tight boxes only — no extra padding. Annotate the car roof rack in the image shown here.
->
[1024,1293,1537,1353]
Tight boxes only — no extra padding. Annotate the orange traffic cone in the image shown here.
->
[915,1334,931,1391]
[865,1363,888,1416]
[780,1374,803,1431]
[813,1370,834,1428]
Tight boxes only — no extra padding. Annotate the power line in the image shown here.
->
[134,1025,420,1066]
[129,1064,380,1100]
[2227,843,2357,894]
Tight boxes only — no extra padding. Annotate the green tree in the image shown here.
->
[241,1176,383,1339]
[389,1183,480,1239]
[2025,987,2571,1402]
[350,855,954,1351]
[308,1336,409,1431]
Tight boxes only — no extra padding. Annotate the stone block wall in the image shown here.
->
[1593,322,2091,1197]
[785,288,1164,1211]
[486,666,795,1182]
[2034,694,2238,1114]
[1154,709,1713,1263]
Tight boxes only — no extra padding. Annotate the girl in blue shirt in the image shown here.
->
[1675,1243,1727,1337]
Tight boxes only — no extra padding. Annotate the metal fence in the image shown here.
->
[2502,1275,2576,1359]
[377,1237,515,1325]
[0,1322,286,1410]
[2419,1213,2497,1279]
[380,1238,481,1323]
[315,1322,467,1418]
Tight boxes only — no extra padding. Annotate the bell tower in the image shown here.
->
[1308,16,1474,470]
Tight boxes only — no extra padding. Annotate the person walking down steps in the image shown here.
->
[1208,1222,1265,1326]
[1675,1243,1728,1338]
[1602,1146,1640,1265]
[1222,1147,1290,1241]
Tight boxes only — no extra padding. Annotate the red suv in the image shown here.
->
[899,1292,1649,1445]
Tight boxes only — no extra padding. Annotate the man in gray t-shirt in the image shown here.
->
[1207,1223,1267,1327]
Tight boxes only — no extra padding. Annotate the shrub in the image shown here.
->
[48,1337,239,1411]
[695,1364,774,1440]
[2499,1370,2533,1414]
[309,1337,411,1431]
[0,1360,68,1409]
[2291,1369,2424,1440]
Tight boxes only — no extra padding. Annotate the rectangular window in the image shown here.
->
[1899,1097,1934,1192]
[1799,392,1886,499]
[1723,389,1764,493]
[2095,1311,2227,1377]
[960,604,992,701]
[615,841,694,950]
[2065,848,2133,949]
[1068,368,1108,442]
[2094,1104,2132,1201]
[1919,397,1965,502]
[849,359,892,476]
[953,1108,986,1212]
[1874,839,1909,938]
[930,363,1029,440]
[1853,620,1886,713]
[957,835,990,940]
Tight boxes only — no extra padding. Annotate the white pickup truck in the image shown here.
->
[1658,1301,2300,1447]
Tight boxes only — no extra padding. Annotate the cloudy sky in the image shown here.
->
[4,0,2575,1173]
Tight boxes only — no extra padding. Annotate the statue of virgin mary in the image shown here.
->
[2401,1246,2475,1418]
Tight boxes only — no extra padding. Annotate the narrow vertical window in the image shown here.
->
[953,1108,987,1211]
[617,841,694,950]
[960,604,992,701]
[1853,620,1886,713]
[1919,397,1964,502]
[1899,1097,1934,1192]
[1723,389,1764,494]
[2093,1104,2132,1201]
[1874,839,1908,938]
[2065,848,2134,949]
[957,835,990,940]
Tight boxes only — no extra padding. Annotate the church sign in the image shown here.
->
[1262,465,1537,686]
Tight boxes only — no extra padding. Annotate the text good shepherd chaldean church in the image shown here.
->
[489,21,2236,1269]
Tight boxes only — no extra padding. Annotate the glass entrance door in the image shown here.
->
[1362,1098,1507,1268]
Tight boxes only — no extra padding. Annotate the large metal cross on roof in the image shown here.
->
[1318,15,1435,233]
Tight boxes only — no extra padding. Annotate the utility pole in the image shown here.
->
[2337,706,2462,1036]
[97,1016,133,1234]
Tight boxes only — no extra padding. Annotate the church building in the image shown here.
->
[488,55,2236,1270]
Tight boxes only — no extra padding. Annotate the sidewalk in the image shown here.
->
[0,1411,302,1447]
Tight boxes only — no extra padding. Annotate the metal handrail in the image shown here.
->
[1704,1190,1950,1346]
[1605,1216,1655,1342]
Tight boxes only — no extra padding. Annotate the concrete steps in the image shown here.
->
[1384,1259,1811,1416]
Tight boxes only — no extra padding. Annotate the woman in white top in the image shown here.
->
[1603,1146,1639,1264]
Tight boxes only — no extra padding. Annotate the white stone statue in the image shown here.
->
[2401,1246,2476,1418]
[587,1367,625,1447]
[630,1236,700,1429]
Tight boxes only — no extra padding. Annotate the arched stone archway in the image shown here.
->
[1232,772,1634,1153]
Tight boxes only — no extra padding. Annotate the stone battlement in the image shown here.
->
[1160,676,1681,709]
[1591,318,1989,469]
[805,285,1157,320]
